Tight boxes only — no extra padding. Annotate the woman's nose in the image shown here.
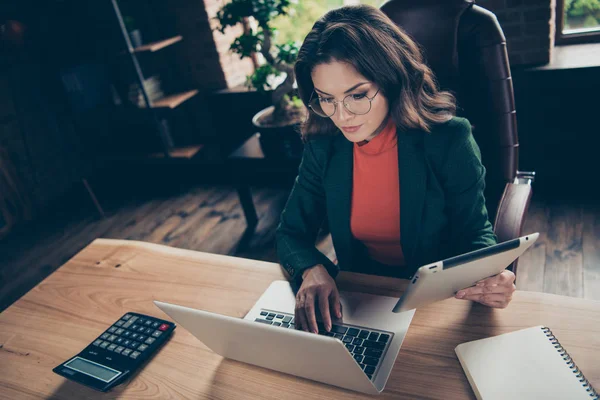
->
[336,103,353,122]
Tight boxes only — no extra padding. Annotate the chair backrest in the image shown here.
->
[381,0,519,220]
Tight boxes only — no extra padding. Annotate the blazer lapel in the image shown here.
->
[397,128,427,268]
[324,136,354,271]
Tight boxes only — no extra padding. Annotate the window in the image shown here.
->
[555,0,600,45]
[272,0,382,46]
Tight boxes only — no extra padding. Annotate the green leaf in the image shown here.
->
[230,33,262,57]
[275,41,299,64]
[246,64,282,92]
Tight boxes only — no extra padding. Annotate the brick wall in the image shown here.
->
[164,0,254,91]
[476,0,556,67]
[204,0,255,88]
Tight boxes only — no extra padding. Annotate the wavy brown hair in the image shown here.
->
[295,4,456,139]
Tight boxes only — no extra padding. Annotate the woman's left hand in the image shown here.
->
[455,270,516,308]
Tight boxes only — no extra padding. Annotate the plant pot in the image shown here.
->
[252,106,304,159]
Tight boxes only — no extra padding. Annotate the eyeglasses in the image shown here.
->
[308,87,381,118]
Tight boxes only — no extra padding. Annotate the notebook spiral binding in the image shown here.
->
[542,327,598,399]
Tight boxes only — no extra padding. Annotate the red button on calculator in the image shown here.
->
[158,324,169,331]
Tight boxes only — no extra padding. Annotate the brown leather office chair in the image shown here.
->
[381,0,535,276]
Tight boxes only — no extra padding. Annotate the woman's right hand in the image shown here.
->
[295,264,342,334]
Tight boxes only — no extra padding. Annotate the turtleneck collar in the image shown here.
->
[355,117,397,155]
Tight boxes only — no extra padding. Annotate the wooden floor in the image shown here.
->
[0,183,598,312]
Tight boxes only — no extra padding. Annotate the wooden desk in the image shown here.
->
[1,239,599,399]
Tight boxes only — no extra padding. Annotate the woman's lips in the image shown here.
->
[341,124,363,133]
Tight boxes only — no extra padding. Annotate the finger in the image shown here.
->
[330,288,343,319]
[304,292,319,334]
[463,292,512,305]
[295,294,308,331]
[459,293,484,302]
[480,298,511,309]
[477,270,515,286]
[480,293,512,303]
[318,290,332,332]
[462,292,511,302]
[457,284,514,298]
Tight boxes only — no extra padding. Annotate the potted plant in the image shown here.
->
[215,0,306,159]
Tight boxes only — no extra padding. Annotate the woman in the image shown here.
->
[276,5,515,334]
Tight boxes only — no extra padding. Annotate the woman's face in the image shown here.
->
[311,60,389,143]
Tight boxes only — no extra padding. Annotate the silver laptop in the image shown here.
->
[155,280,415,395]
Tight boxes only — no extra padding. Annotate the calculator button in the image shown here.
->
[123,317,137,328]
[101,333,110,340]
[107,344,117,351]
[130,351,141,359]
[144,328,154,335]
[123,314,132,320]
[137,326,146,333]
[115,346,125,354]
[158,324,169,331]
[152,322,160,328]
[138,344,148,352]
[123,340,132,347]
[130,341,140,349]
[99,341,110,349]
[151,330,163,338]
[131,324,139,331]
[115,337,124,345]
[108,327,117,333]
[144,320,152,326]
[108,335,118,342]
[145,337,156,345]
[116,328,124,335]
[123,331,132,338]
[137,318,145,325]
[115,320,125,327]
[93,339,103,346]
[131,333,139,340]
[122,349,132,356]
[138,335,147,342]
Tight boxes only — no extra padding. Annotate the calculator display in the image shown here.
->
[65,357,121,383]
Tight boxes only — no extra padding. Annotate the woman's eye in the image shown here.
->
[319,98,334,104]
[352,93,367,100]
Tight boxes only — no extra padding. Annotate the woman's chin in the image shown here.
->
[339,129,370,143]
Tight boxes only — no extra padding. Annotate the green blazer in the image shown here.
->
[275,116,497,282]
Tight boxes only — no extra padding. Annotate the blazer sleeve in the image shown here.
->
[275,139,340,283]
[437,118,498,255]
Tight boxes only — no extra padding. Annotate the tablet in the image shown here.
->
[392,233,539,313]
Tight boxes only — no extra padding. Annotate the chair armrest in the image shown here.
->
[493,181,533,276]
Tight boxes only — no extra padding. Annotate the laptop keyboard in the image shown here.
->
[254,309,392,381]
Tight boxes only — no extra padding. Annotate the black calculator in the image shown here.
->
[53,312,176,392]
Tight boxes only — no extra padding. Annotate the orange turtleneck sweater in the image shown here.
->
[350,118,405,267]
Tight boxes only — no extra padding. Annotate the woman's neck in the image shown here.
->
[364,115,391,143]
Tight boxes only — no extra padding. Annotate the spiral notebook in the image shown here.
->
[455,326,598,400]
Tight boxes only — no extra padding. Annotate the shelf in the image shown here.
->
[149,145,204,159]
[151,90,198,109]
[133,36,183,53]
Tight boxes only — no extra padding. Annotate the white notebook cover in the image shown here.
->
[455,326,597,400]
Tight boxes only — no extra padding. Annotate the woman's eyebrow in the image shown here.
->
[314,82,370,96]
